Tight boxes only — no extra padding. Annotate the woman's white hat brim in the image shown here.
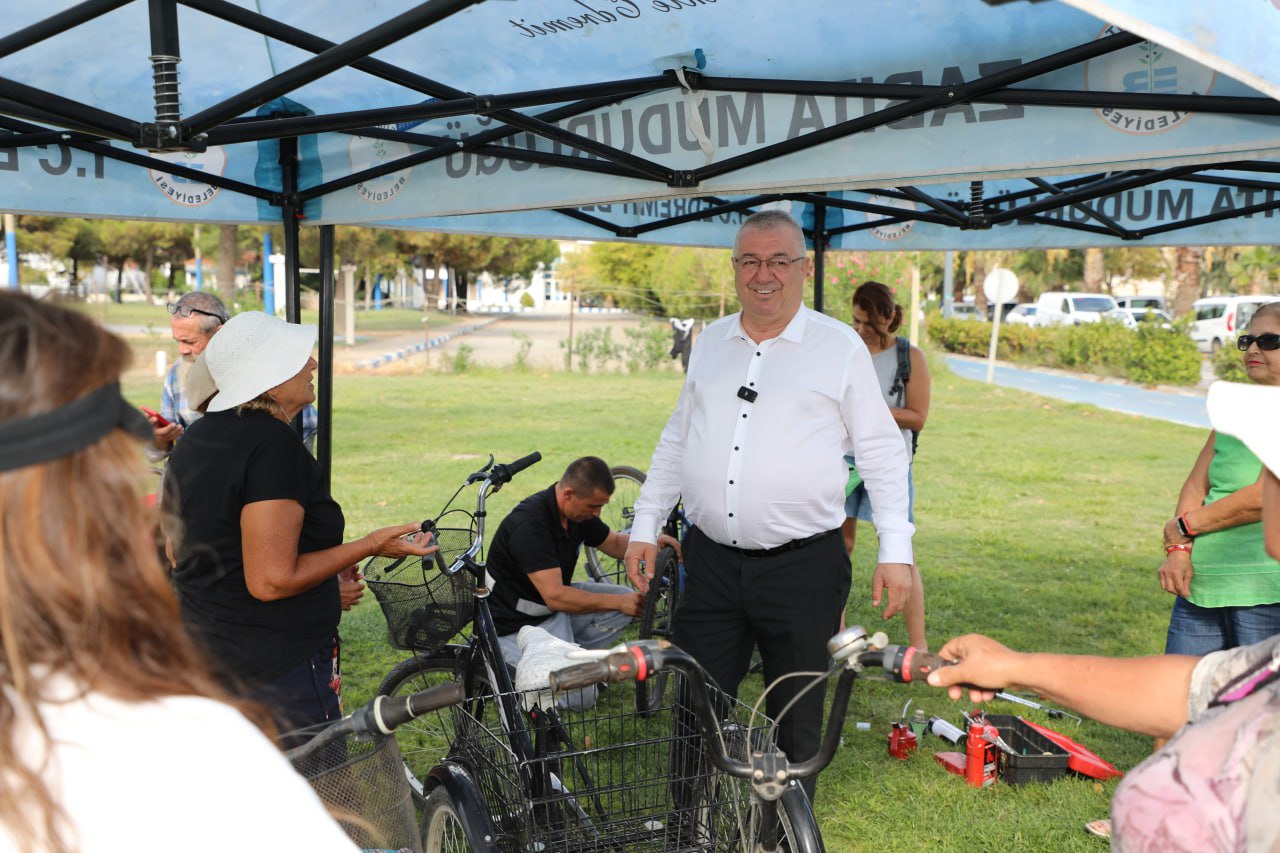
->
[1207,381,1280,475]
[192,312,317,412]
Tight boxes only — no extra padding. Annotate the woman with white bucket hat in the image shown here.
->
[165,312,434,730]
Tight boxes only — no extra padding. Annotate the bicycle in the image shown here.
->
[364,452,544,811]
[282,680,465,853]
[548,626,951,853]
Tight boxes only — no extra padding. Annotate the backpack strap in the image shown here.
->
[888,337,911,406]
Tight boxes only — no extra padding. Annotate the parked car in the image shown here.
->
[1118,307,1174,329]
[1005,303,1037,326]
[950,303,982,321]
[1033,291,1120,326]
[1190,295,1276,353]
[1115,294,1168,312]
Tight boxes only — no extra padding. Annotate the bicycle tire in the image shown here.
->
[635,544,680,715]
[770,785,824,853]
[583,465,646,586]
[378,647,472,810]
[422,786,471,853]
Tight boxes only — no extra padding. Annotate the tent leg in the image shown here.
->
[812,198,827,315]
[280,136,301,324]
[317,224,335,493]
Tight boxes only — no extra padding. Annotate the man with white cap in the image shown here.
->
[927,383,1280,849]
[165,312,434,729]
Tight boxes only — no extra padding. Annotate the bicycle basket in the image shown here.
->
[451,669,771,851]
[365,510,476,653]
[283,723,420,853]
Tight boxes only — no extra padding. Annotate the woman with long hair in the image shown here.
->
[0,292,356,851]
[844,281,931,649]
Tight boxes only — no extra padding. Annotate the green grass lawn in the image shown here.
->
[124,357,1204,852]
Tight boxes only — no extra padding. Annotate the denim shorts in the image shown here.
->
[844,463,914,524]
[1164,596,1280,656]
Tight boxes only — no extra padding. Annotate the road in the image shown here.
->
[944,355,1210,429]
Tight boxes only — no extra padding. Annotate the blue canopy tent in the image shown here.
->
[1,0,1277,478]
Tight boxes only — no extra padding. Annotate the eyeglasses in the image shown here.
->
[167,302,228,324]
[732,255,807,274]
[1237,333,1280,352]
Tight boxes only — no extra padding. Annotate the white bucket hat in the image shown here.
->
[1207,381,1280,475]
[186,312,317,413]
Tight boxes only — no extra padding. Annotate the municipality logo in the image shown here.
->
[1085,25,1217,135]
[865,195,917,241]
[148,147,226,207]
[349,136,412,204]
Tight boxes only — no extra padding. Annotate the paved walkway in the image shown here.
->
[944,354,1212,429]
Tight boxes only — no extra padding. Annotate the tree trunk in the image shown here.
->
[217,224,237,305]
[970,254,988,315]
[1083,248,1105,292]
[1172,247,1203,318]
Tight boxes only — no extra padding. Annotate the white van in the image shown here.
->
[1191,295,1277,354]
[1033,292,1120,327]
[1116,294,1167,312]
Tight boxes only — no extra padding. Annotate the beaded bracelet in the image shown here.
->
[1165,543,1193,555]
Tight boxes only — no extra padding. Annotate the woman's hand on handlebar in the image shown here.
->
[925,634,1020,703]
[363,522,439,560]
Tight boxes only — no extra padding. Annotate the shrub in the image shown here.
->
[622,323,671,372]
[927,315,1202,386]
[519,292,535,309]
[1127,325,1202,386]
[451,343,475,373]
[1212,342,1250,382]
[511,332,533,371]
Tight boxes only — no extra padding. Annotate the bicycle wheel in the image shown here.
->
[379,647,472,808]
[636,544,680,715]
[583,465,645,585]
[422,786,470,853]
[768,785,824,853]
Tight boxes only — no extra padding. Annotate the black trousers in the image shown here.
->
[672,526,850,801]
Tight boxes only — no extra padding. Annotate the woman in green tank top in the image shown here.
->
[1159,302,1280,655]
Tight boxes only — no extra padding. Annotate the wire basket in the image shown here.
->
[284,722,420,853]
[450,670,770,852]
[366,510,477,653]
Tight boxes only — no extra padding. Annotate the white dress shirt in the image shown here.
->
[632,306,914,565]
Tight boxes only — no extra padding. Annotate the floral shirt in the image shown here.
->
[1112,635,1280,851]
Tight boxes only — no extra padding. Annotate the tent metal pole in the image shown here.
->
[0,0,131,61]
[693,30,1142,182]
[0,77,136,141]
[317,224,335,492]
[180,0,484,137]
[279,136,301,324]
[812,197,827,315]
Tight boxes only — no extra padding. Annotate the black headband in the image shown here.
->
[0,384,152,473]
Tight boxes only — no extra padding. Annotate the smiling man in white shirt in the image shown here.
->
[625,209,913,801]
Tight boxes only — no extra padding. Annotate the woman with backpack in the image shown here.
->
[844,281,931,649]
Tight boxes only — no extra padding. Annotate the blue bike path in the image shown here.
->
[944,356,1210,430]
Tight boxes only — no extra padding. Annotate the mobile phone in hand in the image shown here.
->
[140,406,172,428]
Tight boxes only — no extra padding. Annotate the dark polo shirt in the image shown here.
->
[487,484,609,635]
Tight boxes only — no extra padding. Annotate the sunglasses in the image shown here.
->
[167,302,228,323]
[1237,333,1280,352]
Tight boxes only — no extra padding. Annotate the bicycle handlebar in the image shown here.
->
[549,636,955,792]
[358,681,467,735]
[284,681,466,762]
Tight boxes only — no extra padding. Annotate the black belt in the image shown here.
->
[717,528,841,558]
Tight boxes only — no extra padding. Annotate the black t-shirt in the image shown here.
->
[486,484,609,636]
[167,409,344,688]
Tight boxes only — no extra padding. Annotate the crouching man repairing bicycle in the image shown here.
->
[488,456,681,675]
